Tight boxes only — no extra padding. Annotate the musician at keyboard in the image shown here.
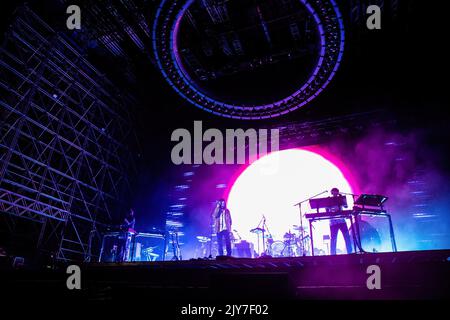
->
[328,188,353,255]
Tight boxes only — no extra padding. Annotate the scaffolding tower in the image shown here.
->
[0,6,138,262]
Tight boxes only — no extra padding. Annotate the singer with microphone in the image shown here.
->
[212,199,233,257]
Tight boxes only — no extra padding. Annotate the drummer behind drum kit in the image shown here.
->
[247,215,309,257]
[251,224,311,258]
[267,226,311,258]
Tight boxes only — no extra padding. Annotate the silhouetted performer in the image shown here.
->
[213,199,232,256]
[329,188,353,255]
[123,208,136,230]
[118,208,136,262]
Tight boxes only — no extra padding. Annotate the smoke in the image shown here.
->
[173,126,450,260]
[328,127,450,251]
[169,164,240,259]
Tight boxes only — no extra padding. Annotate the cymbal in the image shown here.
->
[196,236,211,242]
[250,227,265,234]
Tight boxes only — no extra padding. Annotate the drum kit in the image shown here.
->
[255,225,311,258]
[194,220,311,258]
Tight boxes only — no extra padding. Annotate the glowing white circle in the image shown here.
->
[227,148,355,255]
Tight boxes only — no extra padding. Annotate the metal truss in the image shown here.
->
[274,110,396,147]
[0,6,138,262]
[56,0,153,84]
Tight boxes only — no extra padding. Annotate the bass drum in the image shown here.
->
[270,241,285,257]
[270,241,297,257]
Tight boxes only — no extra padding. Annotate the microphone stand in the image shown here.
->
[293,190,328,255]
[262,215,273,256]
[233,229,242,241]
[209,220,213,259]
[209,203,218,259]
[262,215,266,255]
[253,215,266,256]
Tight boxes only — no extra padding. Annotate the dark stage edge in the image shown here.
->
[1,250,449,303]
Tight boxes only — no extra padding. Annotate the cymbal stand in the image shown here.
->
[209,216,214,259]
[261,215,272,256]
[253,215,271,256]
[170,231,181,261]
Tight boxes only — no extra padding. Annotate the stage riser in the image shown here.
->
[2,250,449,301]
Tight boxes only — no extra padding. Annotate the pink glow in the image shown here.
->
[227,148,357,255]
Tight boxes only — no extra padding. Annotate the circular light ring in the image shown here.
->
[153,0,345,119]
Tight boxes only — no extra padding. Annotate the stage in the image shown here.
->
[1,1,450,313]
[2,250,449,302]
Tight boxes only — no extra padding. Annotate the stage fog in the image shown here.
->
[162,127,450,260]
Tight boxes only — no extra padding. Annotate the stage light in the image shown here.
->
[227,148,357,255]
[153,0,345,119]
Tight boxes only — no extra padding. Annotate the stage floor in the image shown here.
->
[1,249,449,302]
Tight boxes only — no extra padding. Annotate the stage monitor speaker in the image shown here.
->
[232,240,254,258]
